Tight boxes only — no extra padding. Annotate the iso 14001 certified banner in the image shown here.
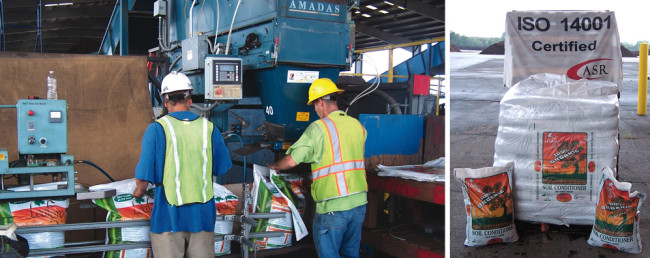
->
[504,11,623,91]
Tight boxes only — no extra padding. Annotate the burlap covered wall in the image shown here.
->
[0,52,154,186]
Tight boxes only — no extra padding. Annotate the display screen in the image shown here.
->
[50,111,61,119]
[220,64,235,72]
[213,61,240,84]
[50,111,63,123]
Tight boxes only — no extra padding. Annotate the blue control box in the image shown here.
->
[16,99,67,154]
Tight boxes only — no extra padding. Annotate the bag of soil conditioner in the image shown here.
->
[494,73,620,226]
[251,165,308,251]
[1,182,70,258]
[90,179,154,258]
[588,167,646,254]
[213,183,238,256]
[454,162,518,246]
[91,179,239,257]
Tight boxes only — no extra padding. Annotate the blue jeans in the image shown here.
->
[313,205,366,258]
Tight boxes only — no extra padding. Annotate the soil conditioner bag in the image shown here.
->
[455,162,518,246]
[588,167,645,254]
[494,73,619,225]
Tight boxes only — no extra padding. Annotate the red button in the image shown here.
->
[216,88,223,95]
[28,110,34,116]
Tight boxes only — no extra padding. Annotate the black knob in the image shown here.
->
[39,138,47,145]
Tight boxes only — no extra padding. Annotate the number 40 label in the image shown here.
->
[265,106,274,116]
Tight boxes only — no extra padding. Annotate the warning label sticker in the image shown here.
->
[296,112,310,122]
[287,70,319,84]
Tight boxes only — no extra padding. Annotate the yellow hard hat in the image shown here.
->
[307,78,344,105]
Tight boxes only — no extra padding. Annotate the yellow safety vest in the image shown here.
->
[158,115,214,206]
[311,111,367,202]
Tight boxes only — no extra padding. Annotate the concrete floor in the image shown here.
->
[450,51,650,257]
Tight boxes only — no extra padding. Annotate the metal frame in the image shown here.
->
[0,165,75,200]
[34,0,42,52]
[237,183,286,258]
[10,183,293,257]
[0,0,5,51]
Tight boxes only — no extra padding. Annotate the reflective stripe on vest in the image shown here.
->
[201,118,208,202]
[311,113,367,202]
[159,116,213,206]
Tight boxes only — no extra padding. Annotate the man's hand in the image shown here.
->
[133,179,150,198]
[267,154,298,171]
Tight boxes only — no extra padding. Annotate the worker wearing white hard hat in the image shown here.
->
[133,72,232,258]
[269,78,368,258]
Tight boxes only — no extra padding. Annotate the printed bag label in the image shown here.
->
[465,172,514,230]
[8,199,68,226]
[542,132,588,185]
[537,132,594,203]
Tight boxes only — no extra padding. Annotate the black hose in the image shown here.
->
[76,160,115,182]
[169,56,182,72]
[148,72,163,104]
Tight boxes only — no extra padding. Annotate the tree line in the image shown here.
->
[451,31,648,51]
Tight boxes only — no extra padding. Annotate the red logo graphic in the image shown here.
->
[487,238,504,245]
[567,58,613,80]
[602,244,618,250]
[588,161,595,172]
[556,193,572,202]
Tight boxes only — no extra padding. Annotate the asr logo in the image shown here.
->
[567,58,613,80]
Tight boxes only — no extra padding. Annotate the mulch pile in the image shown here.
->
[479,40,637,57]
[479,41,505,55]
[620,46,635,57]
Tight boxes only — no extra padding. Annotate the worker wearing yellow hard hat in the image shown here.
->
[269,77,368,258]
[307,77,344,105]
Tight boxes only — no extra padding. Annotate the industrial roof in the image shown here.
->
[0,0,444,54]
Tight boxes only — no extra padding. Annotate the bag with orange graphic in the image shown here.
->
[250,165,308,251]
[1,182,69,258]
[454,162,518,246]
[90,178,154,258]
[213,183,238,256]
[588,167,646,254]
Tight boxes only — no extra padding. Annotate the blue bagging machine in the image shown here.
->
[0,99,75,200]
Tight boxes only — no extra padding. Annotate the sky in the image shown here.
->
[448,0,649,44]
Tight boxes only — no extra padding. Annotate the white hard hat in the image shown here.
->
[161,72,193,95]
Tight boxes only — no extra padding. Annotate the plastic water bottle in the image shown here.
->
[47,70,57,100]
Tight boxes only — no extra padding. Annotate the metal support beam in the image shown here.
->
[0,0,5,51]
[355,37,444,54]
[390,0,444,21]
[28,242,151,256]
[119,0,128,55]
[34,0,42,52]
[15,220,150,234]
[355,23,411,46]
[246,212,286,219]
[388,48,394,82]
[248,231,285,239]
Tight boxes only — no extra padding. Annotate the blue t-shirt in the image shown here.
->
[135,111,232,233]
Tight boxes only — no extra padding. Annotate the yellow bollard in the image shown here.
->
[638,43,648,116]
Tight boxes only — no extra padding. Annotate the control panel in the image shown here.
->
[16,99,67,154]
[204,56,243,100]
